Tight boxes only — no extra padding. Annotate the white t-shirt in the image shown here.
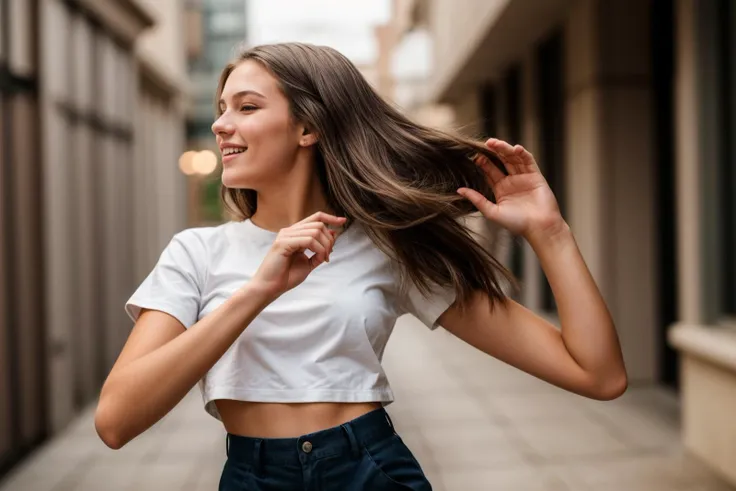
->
[125,219,456,420]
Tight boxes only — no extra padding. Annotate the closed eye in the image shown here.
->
[240,105,258,112]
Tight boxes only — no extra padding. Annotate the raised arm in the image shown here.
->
[440,139,626,400]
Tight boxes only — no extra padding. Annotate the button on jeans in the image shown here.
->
[218,408,432,491]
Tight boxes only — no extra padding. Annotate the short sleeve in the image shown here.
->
[401,279,457,330]
[125,231,205,329]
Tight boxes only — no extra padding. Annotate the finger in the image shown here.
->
[485,138,520,175]
[277,236,328,262]
[283,222,336,262]
[474,153,506,186]
[457,187,499,219]
[287,222,330,245]
[298,211,347,227]
[512,144,542,173]
[280,230,331,261]
[290,221,328,230]
[308,252,325,271]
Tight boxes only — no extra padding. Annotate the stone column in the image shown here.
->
[564,0,658,382]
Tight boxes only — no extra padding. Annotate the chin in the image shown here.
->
[221,168,258,189]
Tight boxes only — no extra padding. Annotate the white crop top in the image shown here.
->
[125,219,456,420]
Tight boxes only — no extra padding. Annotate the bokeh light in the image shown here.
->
[192,150,219,175]
[178,151,198,175]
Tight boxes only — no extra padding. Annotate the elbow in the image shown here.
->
[94,403,128,450]
[589,370,628,401]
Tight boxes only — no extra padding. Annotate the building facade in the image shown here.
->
[183,0,248,225]
[398,0,736,485]
[0,0,189,477]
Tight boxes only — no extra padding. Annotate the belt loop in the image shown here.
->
[253,439,263,474]
[226,433,230,458]
[341,423,361,460]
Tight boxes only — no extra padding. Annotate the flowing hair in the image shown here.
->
[215,42,515,308]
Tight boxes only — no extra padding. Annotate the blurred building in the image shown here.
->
[397,0,736,485]
[0,0,189,477]
[183,0,248,225]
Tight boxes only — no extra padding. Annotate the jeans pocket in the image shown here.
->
[362,435,432,491]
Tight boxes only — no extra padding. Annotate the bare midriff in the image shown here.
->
[215,400,383,438]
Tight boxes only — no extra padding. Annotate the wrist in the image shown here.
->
[234,281,280,309]
[524,218,572,250]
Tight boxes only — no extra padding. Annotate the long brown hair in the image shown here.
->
[216,43,515,308]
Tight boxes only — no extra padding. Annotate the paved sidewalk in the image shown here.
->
[1,315,734,490]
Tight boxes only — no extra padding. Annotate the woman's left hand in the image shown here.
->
[458,138,565,239]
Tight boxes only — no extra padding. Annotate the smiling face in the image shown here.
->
[212,60,308,190]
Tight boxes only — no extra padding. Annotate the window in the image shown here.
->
[481,84,498,137]
[503,65,524,283]
[209,11,246,34]
[207,37,242,72]
[536,29,566,312]
[719,0,736,315]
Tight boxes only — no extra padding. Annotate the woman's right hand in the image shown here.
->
[252,212,347,298]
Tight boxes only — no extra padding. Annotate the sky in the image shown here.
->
[246,0,392,66]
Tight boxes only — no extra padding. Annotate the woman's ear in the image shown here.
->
[300,126,319,147]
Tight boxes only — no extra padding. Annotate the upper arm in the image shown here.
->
[437,291,596,397]
[109,230,205,380]
[124,231,205,330]
[106,309,186,381]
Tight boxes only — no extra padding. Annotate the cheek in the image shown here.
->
[240,115,297,161]
[222,115,299,187]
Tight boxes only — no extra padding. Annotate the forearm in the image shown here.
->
[527,222,626,386]
[96,283,273,448]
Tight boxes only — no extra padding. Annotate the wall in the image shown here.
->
[135,0,187,86]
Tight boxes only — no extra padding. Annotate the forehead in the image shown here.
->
[221,60,279,99]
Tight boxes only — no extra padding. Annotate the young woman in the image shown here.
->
[94,43,627,490]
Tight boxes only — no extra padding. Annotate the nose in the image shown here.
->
[211,114,235,137]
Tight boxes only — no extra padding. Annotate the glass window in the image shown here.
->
[503,66,524,283]
[536,29,565,312]
[209,11,245,34]
[720,0,736,315]
[207,37,241,72]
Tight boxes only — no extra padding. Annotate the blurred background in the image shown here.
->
[1,0,735,489]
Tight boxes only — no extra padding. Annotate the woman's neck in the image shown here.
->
[250,176,333,232]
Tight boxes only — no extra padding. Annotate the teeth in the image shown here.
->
[223,148,246,156]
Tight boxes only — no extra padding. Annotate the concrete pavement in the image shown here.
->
[1,314,734,490]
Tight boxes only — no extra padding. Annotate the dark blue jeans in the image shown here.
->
[218,408,432,490]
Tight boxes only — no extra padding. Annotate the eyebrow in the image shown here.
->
[219,90,266,106]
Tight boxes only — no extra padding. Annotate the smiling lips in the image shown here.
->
[223,147,246,156]
[221,146,247,163]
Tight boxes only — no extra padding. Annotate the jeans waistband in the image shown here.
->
[225,407,396,467]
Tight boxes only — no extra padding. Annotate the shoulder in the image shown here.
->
[173,221,238,245]
[166,221,237,266]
